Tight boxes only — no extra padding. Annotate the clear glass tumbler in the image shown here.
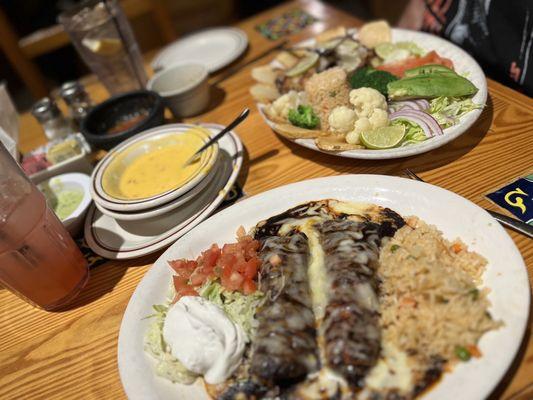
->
[58,0,147,95]
[0,143,89,310]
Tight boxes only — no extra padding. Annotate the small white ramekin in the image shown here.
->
[147,62,209,118]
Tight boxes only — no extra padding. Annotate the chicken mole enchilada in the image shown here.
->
[144,200,501,399]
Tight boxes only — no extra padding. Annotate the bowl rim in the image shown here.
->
[38,172,92,224]
[147,62,208,97]
[90,124,219,210]
[80,90,164,143]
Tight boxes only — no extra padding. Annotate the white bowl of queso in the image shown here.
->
[91,124,218,212]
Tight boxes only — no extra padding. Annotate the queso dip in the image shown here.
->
[102,128,215,200]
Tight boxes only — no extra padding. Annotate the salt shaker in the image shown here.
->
[31,98,72,140]
[59,81,93,125]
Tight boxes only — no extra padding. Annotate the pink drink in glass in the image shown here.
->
[0,144,88,310]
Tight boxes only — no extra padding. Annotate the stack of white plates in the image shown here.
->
[84,123,243,260]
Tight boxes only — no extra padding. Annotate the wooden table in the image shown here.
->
[2,1,532,399]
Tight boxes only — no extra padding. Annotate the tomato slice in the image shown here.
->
[376,50,455,78]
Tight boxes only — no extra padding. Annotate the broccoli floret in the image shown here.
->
[288,105,320,129]
[349,67,398,96]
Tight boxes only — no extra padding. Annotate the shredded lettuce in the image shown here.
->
[143,303,199,384]
[200,281,264,338]
[144,281,264,384]
[375,41,426,64]
[391,119,427,146]
[428,96,482,128]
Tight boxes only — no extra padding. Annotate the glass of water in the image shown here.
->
[58,0,147,95]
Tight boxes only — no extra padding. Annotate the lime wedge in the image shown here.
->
[375,43,396,59]
[360,125,406,149]
[286,52,319,77]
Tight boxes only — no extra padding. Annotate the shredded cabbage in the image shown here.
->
[391,119,427,146]
[143,303,199,384]
[200,281,264,338]
[428,96,482,128]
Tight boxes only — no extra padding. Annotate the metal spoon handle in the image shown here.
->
[194,108,249,157]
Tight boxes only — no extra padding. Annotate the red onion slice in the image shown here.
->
[389,109,443,137]
[389,100,421,111]
[414,99,430,110]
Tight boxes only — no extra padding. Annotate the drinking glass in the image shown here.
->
[58,0,147,95]
[0,82,19,158]
[0,143,89,310]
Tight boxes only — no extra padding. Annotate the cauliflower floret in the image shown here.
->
[345,109,389,144]
[349,87,387,118]
[346,117,372,144]
[368,108,389,129]
[328,106,357,134]
[270,91,301,119]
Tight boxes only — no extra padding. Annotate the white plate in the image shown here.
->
[117,175,529,400]
[151,27,248,73]
[84,124,243,259]
[257,28,487,159]
[91,124,218,211]
[93,156,219,222]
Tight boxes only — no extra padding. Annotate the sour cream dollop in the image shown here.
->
[162,296,247,384]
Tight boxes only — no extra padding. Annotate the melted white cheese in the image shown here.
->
[364,342,413,393]
[162,296,247,384]
[279,217,329,320]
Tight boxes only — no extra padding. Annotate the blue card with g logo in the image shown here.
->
[486,174,533,225]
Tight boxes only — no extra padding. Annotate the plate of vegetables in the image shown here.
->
[250,21,487,159]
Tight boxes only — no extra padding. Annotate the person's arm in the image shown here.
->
[397,0,425,29]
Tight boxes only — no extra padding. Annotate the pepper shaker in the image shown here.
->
[59,81,93,126]
[31,97,72,140]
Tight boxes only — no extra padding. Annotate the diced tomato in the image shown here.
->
[228,271,245,290]
[217,253,237,274]
[172,275,189,292]
[199,244,221,270]
[190,265,216,286]
[168,259,197,279]
[169,234,261,296]
[243,258,261,279]
[376,50,455,78]
[242,279,257,295]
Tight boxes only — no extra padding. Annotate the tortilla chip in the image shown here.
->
[251,65,278,85]
[273,123,328,139]
[250,84,280,103]
[275,51,299,69]
[262,106,287,124]
[316,26,347,44]
[315,135,364,151]
[358,20,391,49]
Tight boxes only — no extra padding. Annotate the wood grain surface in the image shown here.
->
[1,1,532,399]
